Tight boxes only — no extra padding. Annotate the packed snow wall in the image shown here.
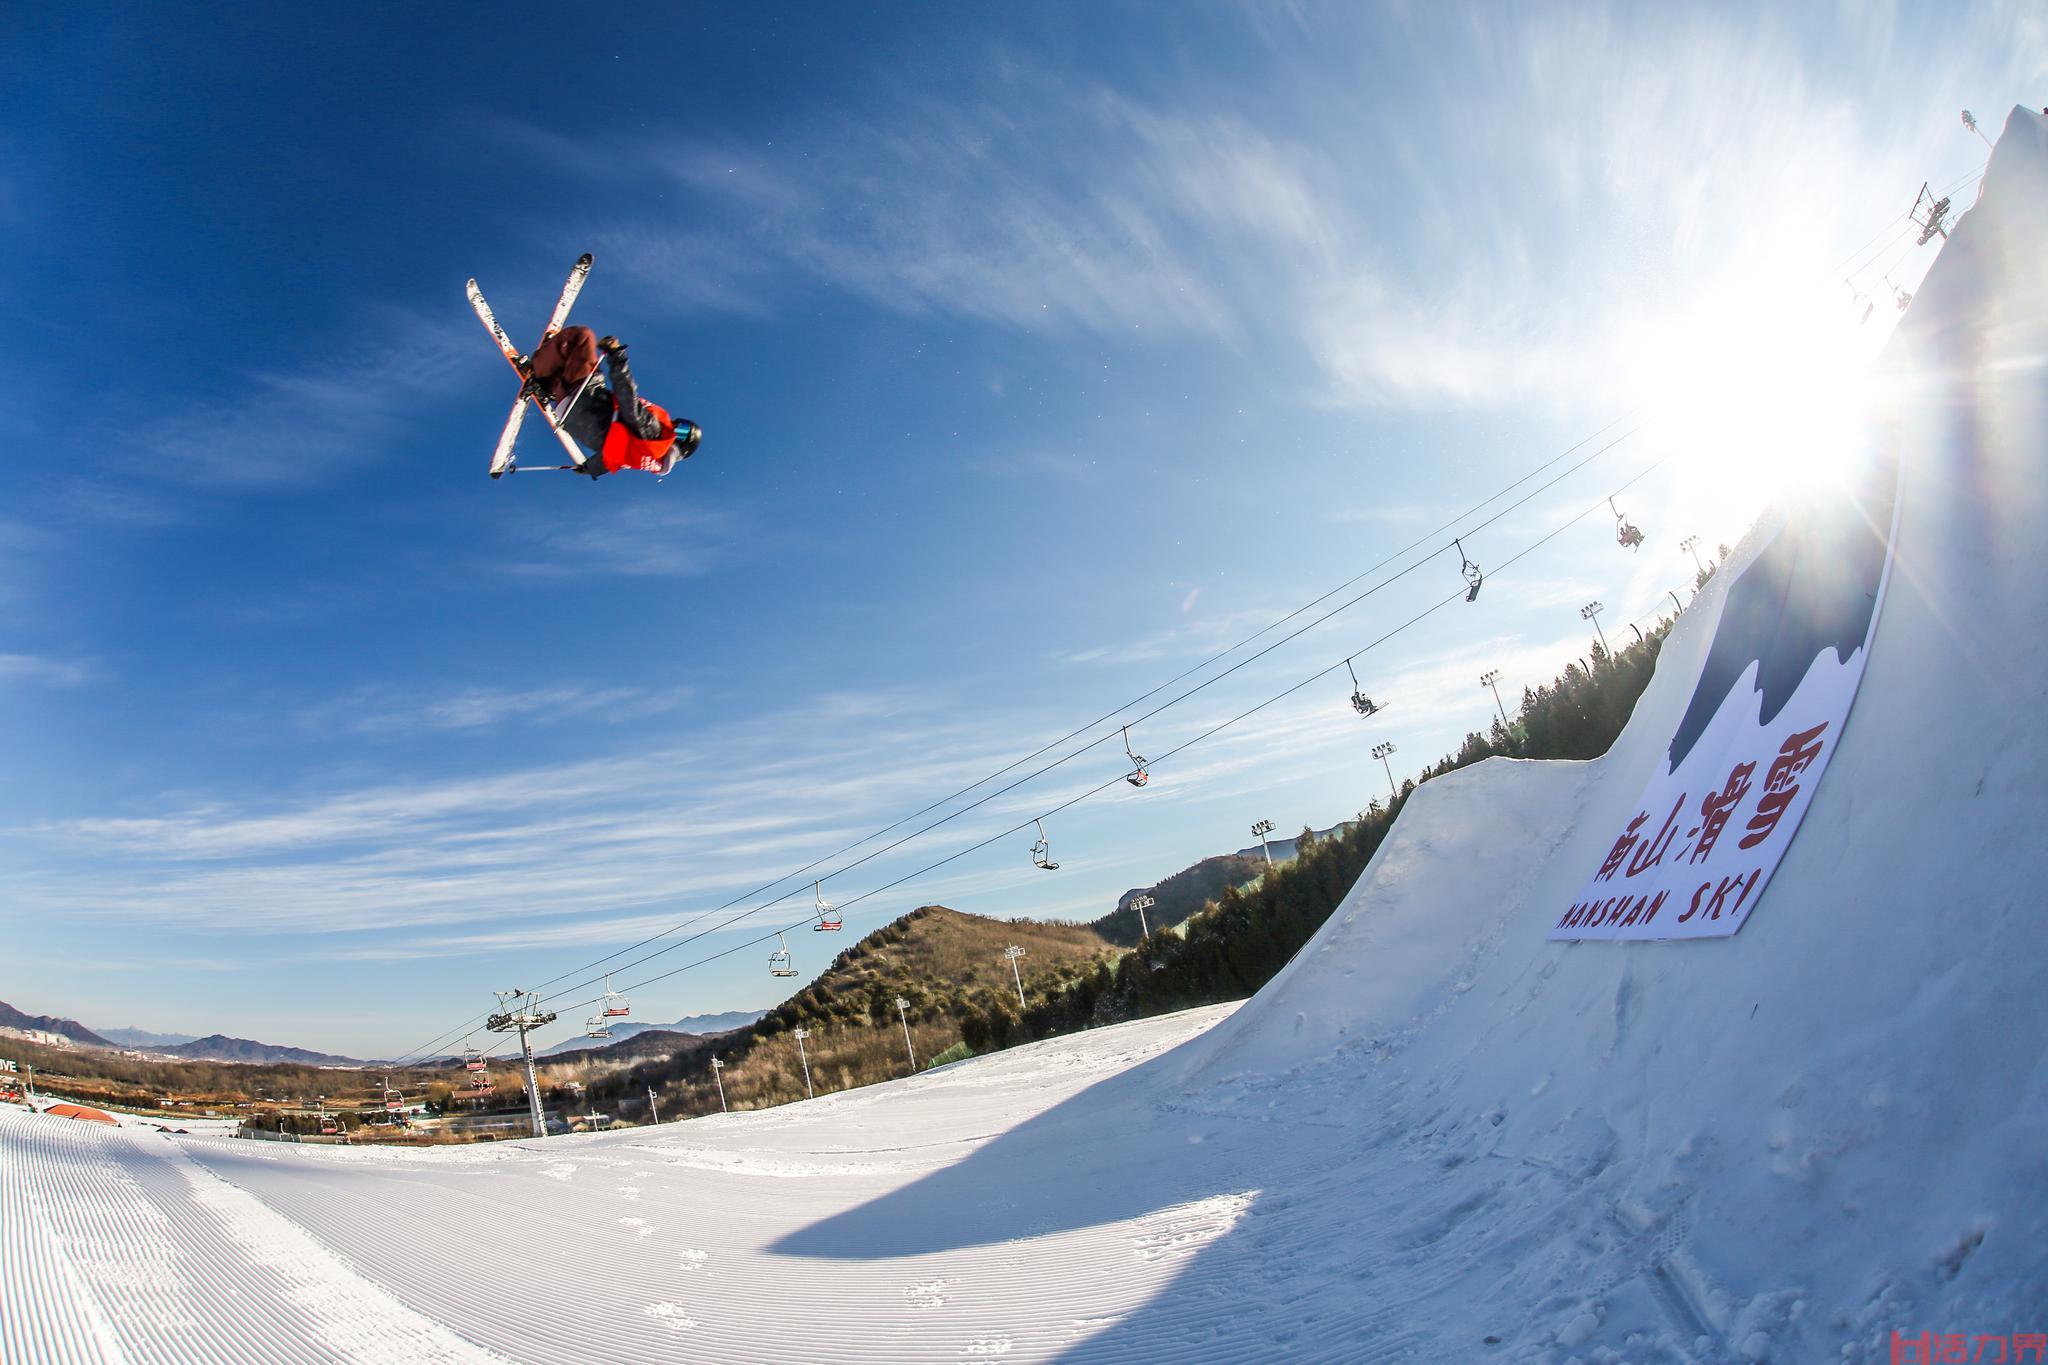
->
[1171,105,2048,1354]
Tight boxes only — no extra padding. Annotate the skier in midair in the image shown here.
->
[526,325,701,477]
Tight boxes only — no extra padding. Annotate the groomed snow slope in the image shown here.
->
[2,107,2043,1364]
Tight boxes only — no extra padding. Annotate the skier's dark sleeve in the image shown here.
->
[556,383,614,458]
[602,351,665,439]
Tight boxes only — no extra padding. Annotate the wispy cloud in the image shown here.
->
[0,652,95,686]
[498,500,735,579]
[127,306,475,489]
[297,683,689,737]
[10,695,1036,945]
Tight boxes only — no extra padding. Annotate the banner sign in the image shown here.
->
[1553,453,1900,940]
[0,1059,15,1073]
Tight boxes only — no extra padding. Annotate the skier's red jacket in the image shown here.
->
[600,400,679,473]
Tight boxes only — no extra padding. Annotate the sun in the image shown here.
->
[1617,255,1886,534]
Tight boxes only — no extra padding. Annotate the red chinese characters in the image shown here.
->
[1595,809,1648,882]
[1739,722,1829,850]
[1689,760,1756,864]
[1622,795,1686,877]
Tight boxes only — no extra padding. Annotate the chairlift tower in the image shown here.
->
[895,996,918,1073]
[1581,601,1610,659]
[710,1056,727,1113]
[1251,818,1276,865]
[1479,669,1509,729]
[1911,182,1952,245]
[1129,892,1155,939]
[1003,946,1028,1008]
[486,988,557,1139]
[793,1027,814,1100]
[1372,742,1398,799]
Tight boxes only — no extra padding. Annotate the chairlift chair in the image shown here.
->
[812,880,842,931]
[1609,497,1645,551]
[1845,280,1876,326]
[1121,725,1150,787]
[769,932,798,977]
[585,1014,613,1039]
[463,1041,487,1073]
[600,973,631,1018]
[1030,818,1059,870]
[1344,658,1380,717]
[1454,538,1484,602]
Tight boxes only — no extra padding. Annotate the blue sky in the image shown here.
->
[3,3,2040,1058]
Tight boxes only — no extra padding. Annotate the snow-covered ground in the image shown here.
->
[4,107,2044,1363]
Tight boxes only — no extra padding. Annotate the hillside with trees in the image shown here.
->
[1091,852,1268,946]
[588,906,1116,1120]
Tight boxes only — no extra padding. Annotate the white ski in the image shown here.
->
[488,392,527,479]
[542,253,592,341]
[467,255,595,475]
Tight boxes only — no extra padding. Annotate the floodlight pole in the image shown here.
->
[895,996,917,1073]
[1479,669,1509,728]
[1372,742,1398,799]
[486,989,557,1140]
[646,1086,660,1125]
[1581,601,1610,659]
[793,1027,814,1100]
[1003,946,1028,1008]
[1251,819,1275,865]
[1680,535,1705,575]
[1130,893,1155,939]
[710,1056,727,1113]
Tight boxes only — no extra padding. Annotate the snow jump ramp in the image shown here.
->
[2,108,2044,1364]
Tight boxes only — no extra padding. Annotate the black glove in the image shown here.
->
[597,335,626,356]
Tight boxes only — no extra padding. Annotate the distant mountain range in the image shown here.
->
[0,1000,114,1048]
[540,1010,763,1057]
[153,1035,363,1067]
[97,1025,201,1049]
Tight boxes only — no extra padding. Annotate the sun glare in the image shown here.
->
[1620,256,1886,536]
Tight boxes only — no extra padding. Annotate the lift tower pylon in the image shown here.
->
[487,989,558,1139]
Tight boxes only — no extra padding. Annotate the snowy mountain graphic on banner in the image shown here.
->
[1552,424,1902,940]
[1552,452,1901,941]
[1666,454,1899,772]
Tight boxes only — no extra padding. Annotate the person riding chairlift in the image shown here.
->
[527,327,702,477]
